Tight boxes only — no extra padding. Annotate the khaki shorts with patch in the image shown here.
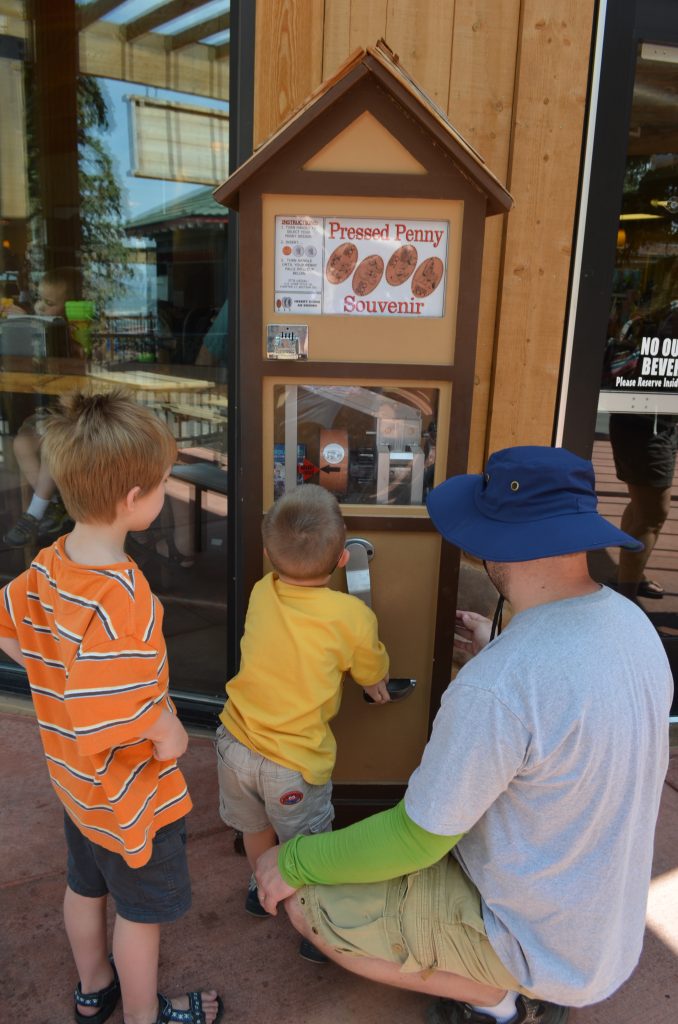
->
[298,855,535,995]
[215,724,334,842]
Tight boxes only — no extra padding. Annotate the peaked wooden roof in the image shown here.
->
[214,40,512,216]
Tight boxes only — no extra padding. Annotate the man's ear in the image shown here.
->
[337,547,350,569]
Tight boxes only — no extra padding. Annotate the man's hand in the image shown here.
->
[363,675,390,704]
[454,610,493,657]
[255,845,298,915]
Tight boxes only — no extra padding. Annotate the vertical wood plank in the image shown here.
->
[447,0,522,471]
[383,0,456,109]
[488,0,596,450]
[253,0,325,147]
[447,0,519,191]
[322,0,389,79]
[321,0,352,77]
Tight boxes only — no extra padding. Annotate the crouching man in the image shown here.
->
[255,446,672,1024]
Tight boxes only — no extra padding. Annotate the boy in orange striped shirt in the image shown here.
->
[0,390,222,1024]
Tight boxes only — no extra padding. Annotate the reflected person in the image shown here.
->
[608,411,678,600]
[3,268,82,547]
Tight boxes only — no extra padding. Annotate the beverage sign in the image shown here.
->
[602,305,678,395]
[274,215,449,317]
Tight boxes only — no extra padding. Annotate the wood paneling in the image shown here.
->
[253,0,596,456]
[447,0,521,470]
[381,0,456,110]
[488,1,595,450]
[253,0,325,148]
[322,1,389,79]
[322,1,455,110]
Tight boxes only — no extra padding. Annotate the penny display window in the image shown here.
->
[271,383,439,506]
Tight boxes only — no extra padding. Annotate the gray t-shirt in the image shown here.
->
[405,586,672,1006]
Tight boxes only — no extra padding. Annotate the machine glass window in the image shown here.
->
[272,383,439,506]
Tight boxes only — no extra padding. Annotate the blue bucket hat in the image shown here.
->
[426,445,643,562]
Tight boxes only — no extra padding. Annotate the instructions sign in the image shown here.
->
[274,215,449,317]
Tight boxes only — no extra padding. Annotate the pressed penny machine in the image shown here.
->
[215,41,512,818]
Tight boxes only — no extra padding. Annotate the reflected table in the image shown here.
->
[0,368,227,450]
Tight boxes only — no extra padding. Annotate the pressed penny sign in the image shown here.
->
[275,215,449,317]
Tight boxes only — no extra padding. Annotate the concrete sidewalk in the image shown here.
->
[1,703,676,1024]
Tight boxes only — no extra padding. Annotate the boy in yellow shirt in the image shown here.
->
[216,485,389,961]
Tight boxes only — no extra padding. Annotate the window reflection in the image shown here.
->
[594,43,678,634]
[0,1,230,699]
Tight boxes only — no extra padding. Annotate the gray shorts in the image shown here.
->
[215,724,334,841]
[64,812,191,924]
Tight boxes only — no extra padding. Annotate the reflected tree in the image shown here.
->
[25,72,133,311]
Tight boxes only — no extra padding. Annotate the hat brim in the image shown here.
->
[426,473,644,562]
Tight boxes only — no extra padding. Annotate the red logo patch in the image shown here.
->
[279,790,304,806]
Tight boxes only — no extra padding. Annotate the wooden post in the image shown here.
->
[29,0,82,272]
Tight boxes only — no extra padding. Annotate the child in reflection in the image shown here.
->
[2,266,80,320]
[3,268,82,548]
[215,484,389,962]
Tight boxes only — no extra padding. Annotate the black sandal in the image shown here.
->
[73,961,120,1024]
[156,991,224,1024]
[637,577,664,598]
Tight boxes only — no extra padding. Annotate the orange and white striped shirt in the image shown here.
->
[0,535,192,867]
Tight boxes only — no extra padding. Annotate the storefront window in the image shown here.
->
[593,44,678,626]
[0,1,230,701]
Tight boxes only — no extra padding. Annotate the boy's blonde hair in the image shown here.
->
[42,389,177,524]
[262,486,346,580]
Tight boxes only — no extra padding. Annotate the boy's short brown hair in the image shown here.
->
[42,389,177,524]
[262,486,346,580]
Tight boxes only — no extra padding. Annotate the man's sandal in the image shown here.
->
[156,992,224,1024]
[637,577,664,598]
[73,962,120,1024]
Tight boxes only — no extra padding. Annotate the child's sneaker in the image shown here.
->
[245,877,269,918]
[3,512,39,547]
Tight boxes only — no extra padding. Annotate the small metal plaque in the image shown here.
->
[266,324,309,360]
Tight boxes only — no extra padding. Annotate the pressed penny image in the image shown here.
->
[385,244,418,286]
[352,254,384,296]
[325,242,359,284]
[411,256,444,298]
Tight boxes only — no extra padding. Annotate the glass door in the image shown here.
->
[590,43,678,629]
[561,3,678,717]
[593,43,677,573]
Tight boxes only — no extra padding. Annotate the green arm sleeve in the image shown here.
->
[278,799,462,888]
